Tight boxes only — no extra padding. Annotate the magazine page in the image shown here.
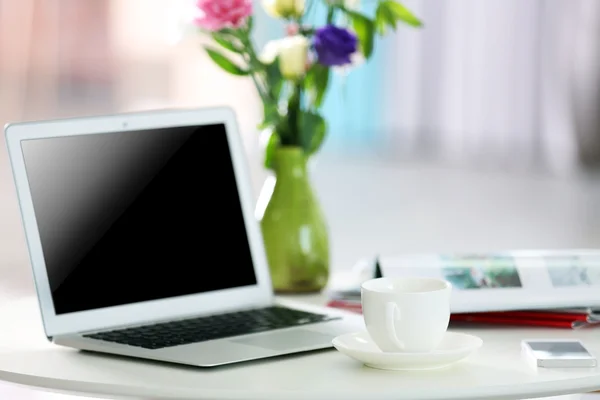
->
[379,250,600,313]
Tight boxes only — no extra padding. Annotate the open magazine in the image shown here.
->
[377,250,600,313]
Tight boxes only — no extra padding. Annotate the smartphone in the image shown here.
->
[522,339,597,368]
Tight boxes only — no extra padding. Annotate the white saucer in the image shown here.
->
[332,331,483,371]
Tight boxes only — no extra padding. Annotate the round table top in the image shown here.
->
[1,296,600,400]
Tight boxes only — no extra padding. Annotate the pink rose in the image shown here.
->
[195,0,253,31]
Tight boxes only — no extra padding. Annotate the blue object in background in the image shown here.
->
[255,1,386,153]
[311,2,385,152]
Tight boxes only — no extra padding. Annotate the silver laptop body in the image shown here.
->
[5,107,360,367]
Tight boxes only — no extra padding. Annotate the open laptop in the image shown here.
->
[4,107,361,367]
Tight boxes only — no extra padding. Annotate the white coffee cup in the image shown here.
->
[361,277,452,353]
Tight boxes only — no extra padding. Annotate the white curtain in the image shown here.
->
[382,0,596,173]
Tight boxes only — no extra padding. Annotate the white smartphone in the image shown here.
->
[522,339,597,368]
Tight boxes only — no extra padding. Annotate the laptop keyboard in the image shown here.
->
[84,306,339,350]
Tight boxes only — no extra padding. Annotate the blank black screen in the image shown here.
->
[21,124,257,315]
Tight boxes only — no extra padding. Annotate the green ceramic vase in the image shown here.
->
[259,147,329,293]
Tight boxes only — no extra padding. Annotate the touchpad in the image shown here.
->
[231,329,333,351]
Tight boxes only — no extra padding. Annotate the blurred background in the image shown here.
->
[1,0,600,398]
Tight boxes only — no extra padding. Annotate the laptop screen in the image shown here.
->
[20,124,257,315]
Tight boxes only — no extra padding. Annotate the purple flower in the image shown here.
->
[313,25,358,67]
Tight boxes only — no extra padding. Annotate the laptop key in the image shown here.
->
[84,306,339,350]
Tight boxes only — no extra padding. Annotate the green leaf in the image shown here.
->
[375,6,387,35]
[299,112,327,155]
[375,3,397,35]
[381,1,423,27]
[263,129,280,170]
[211,33,242,53]
[265,58,283,100]
[299,26,316,36]
[203,47,249,76]
[258,102,280,130]
[305,64,330,108]
[346,10,375,59]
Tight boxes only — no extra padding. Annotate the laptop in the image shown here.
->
[4,107,361,367]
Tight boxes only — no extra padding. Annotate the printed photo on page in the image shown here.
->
[379,250,600,313]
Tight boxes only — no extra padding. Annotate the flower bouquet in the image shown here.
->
[194,0,422,293]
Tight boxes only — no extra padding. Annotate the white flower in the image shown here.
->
[259,36,309,80]
[278,35,309,80]
[259,40,282,64]
[262,0,305,19]
[345,0,360,9]
[333,51,365,75]
[349,51,365,67]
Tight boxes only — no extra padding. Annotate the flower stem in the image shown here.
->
[236,25,272,104]
[287,82,303,146]
[326,7,336,24]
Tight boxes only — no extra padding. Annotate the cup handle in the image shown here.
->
[385,302,405,351]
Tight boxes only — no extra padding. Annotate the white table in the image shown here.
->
[0,296,600,400]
